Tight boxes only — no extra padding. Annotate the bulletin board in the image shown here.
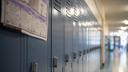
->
[1,0,48,40]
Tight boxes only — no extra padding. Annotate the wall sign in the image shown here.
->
[1,0,48,40]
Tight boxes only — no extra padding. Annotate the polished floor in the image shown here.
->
[100,47,128,72]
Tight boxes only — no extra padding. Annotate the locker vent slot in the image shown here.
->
[54,0,62,12]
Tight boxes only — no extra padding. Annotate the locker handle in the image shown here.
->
[72,52,77,59]
[53,56,58,68]
[64,54,69,63]
[32,62,38,72]
[83,50,86,55]
[78,51,82,57]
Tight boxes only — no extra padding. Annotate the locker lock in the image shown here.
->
[78,51,82,57]
[64,54,69,63]
[53,56,58,68]
[83,50,86,55]
[72,52,77,59]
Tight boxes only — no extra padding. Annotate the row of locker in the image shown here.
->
[50,0,101,72]
[0,27,100,72]
[0,0,101,72]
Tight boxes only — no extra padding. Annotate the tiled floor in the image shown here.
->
[101,47,128,72]
[79,49,100,72]
[87,49,100,72]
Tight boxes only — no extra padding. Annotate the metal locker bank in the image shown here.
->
[0,0,101,72]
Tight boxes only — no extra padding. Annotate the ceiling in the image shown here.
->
[103,0,128,31]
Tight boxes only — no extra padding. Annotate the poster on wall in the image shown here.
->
[1,0,48,40]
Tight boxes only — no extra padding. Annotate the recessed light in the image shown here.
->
[122,19,128,25]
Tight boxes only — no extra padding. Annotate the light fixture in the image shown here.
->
[82,22,91,27]
[122,19,128,25]
[120,26,127,30]
[91,28,97,31]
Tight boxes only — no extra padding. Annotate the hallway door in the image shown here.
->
[114,36,120,49]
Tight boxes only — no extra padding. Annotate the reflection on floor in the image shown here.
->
[101,48,128,72]
[86,49,100,72]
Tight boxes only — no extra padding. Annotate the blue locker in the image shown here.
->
[0,27,49,72]
[64,18,73,72]
[72,21,79,72]
[27,37,48,72]
[51,0,65,72]
[0,28,25,72]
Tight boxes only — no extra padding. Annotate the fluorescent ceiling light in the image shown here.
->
[122,19,128,25]
[120,26,127,30]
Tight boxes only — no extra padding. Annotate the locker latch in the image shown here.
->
[72,52,77,59]
[53,56,58,68]
[32,62,38,72]
[64,54,69,63]
[78,51,82,57]
[83,50,86,55]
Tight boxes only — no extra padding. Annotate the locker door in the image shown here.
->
[82,28,88,72]
[78,21,83,72]
[87,22,93,72]
[27,37,48,72]
[64,18,73,72]
[51,0,65,72]
[0,28,23,72]
[72,21,79,72]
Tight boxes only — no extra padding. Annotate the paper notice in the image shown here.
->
[29,0,41,14]
[20,9,32,32]
[21,0,29,3]
[3,0,48,40]
[5,0,21,28]
[41,2,47,17]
